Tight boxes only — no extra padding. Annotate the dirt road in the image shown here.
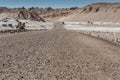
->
[0,22,120,80]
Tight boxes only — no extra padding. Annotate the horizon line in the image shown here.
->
[0,2,120,9]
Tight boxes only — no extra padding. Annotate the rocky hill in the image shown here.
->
[0,8,46,22]
[14,10,45,22]
[0,7,78,22]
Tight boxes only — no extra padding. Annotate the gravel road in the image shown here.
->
[0,22,120,80]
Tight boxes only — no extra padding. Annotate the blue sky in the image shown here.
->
[0,0,120,8]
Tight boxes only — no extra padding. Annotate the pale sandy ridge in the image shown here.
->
[62,2,120,22]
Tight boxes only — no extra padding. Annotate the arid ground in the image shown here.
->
[0,22,120,80]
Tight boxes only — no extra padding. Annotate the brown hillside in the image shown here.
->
[63,2,120,22]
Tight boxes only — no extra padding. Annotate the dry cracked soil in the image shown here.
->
[0,22,120,80]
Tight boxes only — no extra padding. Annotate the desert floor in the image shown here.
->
[0,22,120,80]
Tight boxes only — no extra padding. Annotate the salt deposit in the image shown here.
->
[64,22,120,32]
[0,19,54,30]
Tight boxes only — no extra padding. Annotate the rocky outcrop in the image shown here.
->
[16,21,25,29]
[15,10,46,22]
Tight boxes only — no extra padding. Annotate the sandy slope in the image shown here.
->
[0,23,120,80]
[63,3,120,22]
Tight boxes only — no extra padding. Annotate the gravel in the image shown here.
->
[0,22,120,80]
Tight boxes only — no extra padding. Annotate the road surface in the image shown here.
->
[0,22,120,80]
